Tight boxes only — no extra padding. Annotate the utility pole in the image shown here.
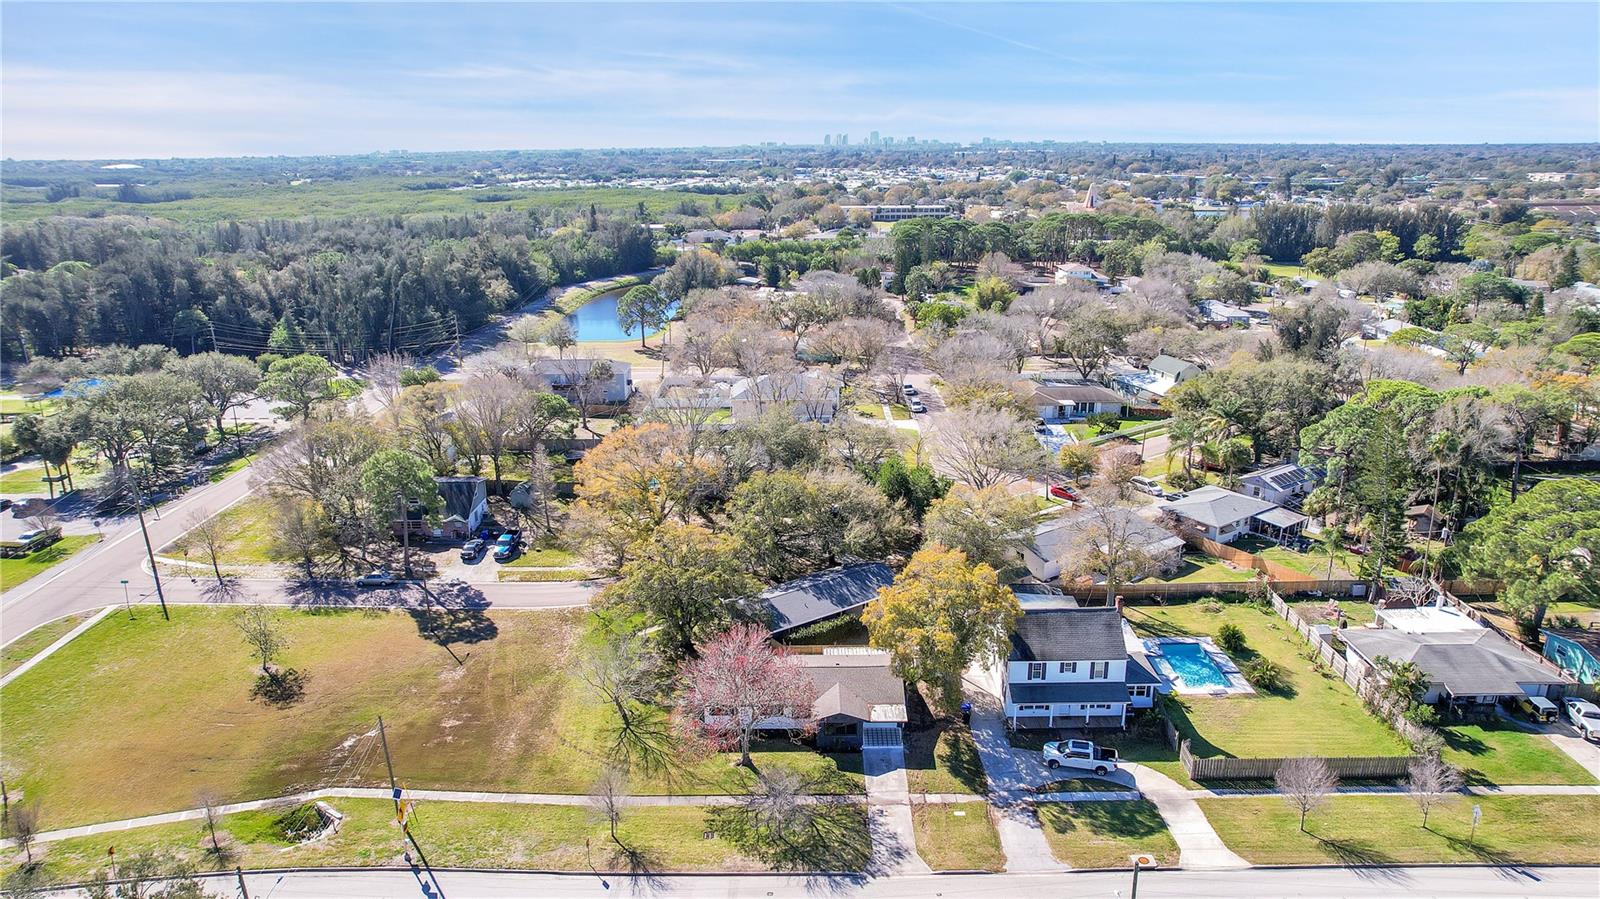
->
[378,716,401,818]
[395,492,412,578]
[131,479,169,620]
[235,866,250,899]
[453,319,462,369]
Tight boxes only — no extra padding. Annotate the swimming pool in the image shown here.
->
[1156,640,1231,689]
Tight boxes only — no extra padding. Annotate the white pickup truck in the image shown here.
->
[1041,739,1120,776]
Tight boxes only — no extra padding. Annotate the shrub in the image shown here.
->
[1215,623,1248,654]
[1242,657,1286,691]
[400,366,441,387]
[1200,599,1224,614]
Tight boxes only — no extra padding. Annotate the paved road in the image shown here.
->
[55,865,1598,899]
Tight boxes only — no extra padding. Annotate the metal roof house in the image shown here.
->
[1341,628,1574,707]
[1239,463,1316,507]
[760,562,895,638]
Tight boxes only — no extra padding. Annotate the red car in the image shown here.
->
[1048,484,1081,502]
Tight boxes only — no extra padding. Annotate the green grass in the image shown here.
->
[853,403,885,420]
[1034,776,1133,793]
[161,496,279,565]
[1036,800,1180,869]
[0,614,86,676]
[0,798,783,884]
[904,726,988,795]
[887,404,912,421]
[912,801,1004,872]
[207,452,257,483]
[1151,553,1254,584]
[498,567,594,582]
[0,465,100,496]
[1438,720,1597,786]
[0,394,55,415]
[1255,545,1354,579]
[1,607,863,829]
[1259,261,1309,280]
[500,546,581,568]
[1,182,746,226]
[1124,602,1408,768]
[1289,599,1377,626]
[1198,795,1600,866]
[0,535,99,593]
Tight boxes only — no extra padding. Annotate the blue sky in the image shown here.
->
[2,2,1596,159]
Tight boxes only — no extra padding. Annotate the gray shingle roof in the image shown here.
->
[435,477,484,521]
[761,563,895,634]
[1033,383,1127,406]
[801,651,907,723]
[1342,628,1572,696]
[1010,607,1126,662]
[1158,485,1277,529]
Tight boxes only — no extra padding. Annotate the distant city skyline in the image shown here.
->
[2,2,1596,160]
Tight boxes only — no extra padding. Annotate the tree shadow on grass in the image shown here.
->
[707,799,874,876]
[598,842,668,896]
[1121,608,1195,639]
[1312,832,1402,872]
[1440,834,1535,881]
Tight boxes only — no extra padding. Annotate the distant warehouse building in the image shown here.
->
[839,204,955,222]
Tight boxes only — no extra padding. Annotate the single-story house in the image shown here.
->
[1055,263,1110,288]
[1341,627,1575,707]
[1020,509,1185,583]
[1239,462,1316,507]
[1198,300,1250,328]
[1158,485,1306,544]
[719,649,907,751]
[532,358,634,404]
[1542,627,1600,684]
[1003,606,1165,729]
[760,562,895,638]
[1112,354,1201,403]
[730,371,842,423]
[1031,382,1126,422]
[1375,603,1484,635]
[651,374,736,416]
[396,475,488,540]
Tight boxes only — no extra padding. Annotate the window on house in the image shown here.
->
[1090,661,1109,680]
[1027,662,1046,680]
[1130,685,1149,698]
[1059,662,1077,674]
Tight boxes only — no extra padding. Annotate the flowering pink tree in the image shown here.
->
[677,623,818,769]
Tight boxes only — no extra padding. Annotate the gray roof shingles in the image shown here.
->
[762,563,895,634]
[1010,607,1126,662]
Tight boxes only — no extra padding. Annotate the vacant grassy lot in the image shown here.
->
[498,567,593,582]
[1125,602,1408,766]
[0,535,99,593]
[0,798,784,883]
[1151,553,1254,584]
[904,725,987,795]
[912,801,1004,872]
[1036,800,1179,869]
[2,607,862,828]
[1288,599,1376,626]
[1438,720,1596,786]
[501,546,582,568]
[1,614,86,676]
[161,496,279,564]
[1199,795,1600,865]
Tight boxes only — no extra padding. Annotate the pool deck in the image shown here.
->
[1144,636,1255,697]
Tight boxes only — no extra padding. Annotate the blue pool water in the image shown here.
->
[41,377,103,399]
[1159,641,1230,688]
[566,289,677,342]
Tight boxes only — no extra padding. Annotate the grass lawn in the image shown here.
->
[161,496,279,565]
[207,452,258,483]
[0,394,55,415]
[1,607,863,829]
[904,725,988,795]
[1255,545,1352,579]
[1438,720,1597,786]
[1289,599,1377,627]
[1151,553,1254,584]
[0,614,86,676]
[887,404,912,421]
[912,801,1004,872]
[1124,602,1408,768]
[498,567,594,582]
[853,403,885,420]
[0,465,100,496]
[1036,800,1180,869]
[500,546,582,568]
[1035,776,1134,793]
[1258,261,1308,280]
[1,798,789,884]
[0,535,99,593]
[1198,795,1600,866]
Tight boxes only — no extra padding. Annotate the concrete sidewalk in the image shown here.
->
[1126,765,1249,870]
[962,666,1070,873]
[863,746,931,875]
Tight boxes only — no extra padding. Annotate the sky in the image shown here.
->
[2,2,1597,159]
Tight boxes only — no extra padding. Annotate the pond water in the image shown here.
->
[567,288,677,342]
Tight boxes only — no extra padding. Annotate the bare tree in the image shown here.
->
[5,800,40,864]
[1405,755,1463,829]
[578,627,676,773]
[365,351,412,426]
[197,790,224,852]
[506,317,544,361]
[234,605,287,675]
[1274,757,1339,832]
[677,623,817,769]
[549,357,615,432]
[536,312,578,359]
[270,497,328,579]
[589,764,629,850]
[931,407,1048,489]
[452,371,524,488]
[184,509,229,586]
[1062,495,1166,602]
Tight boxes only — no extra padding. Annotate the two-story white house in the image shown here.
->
[1002,606,1165,729]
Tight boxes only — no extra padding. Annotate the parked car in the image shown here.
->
[1129,476,1164,497]
[908,399,927,414]
[902,384,918,396]
[1041,739,1120,776]
[460,539,486,562]
[354,570,395,588]
[1517,696,1559,724]
[1565,698,1600,740]
[492,533,519,561]
[1048,484,1080,502]
[0,498,11,512]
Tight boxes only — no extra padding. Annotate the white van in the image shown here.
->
[1129,476,1164,497]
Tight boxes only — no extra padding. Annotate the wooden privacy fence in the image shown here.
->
[1178,739,1420,781]
[1182,534,1368,594]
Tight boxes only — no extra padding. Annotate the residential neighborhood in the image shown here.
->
[1,3,1598,897]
